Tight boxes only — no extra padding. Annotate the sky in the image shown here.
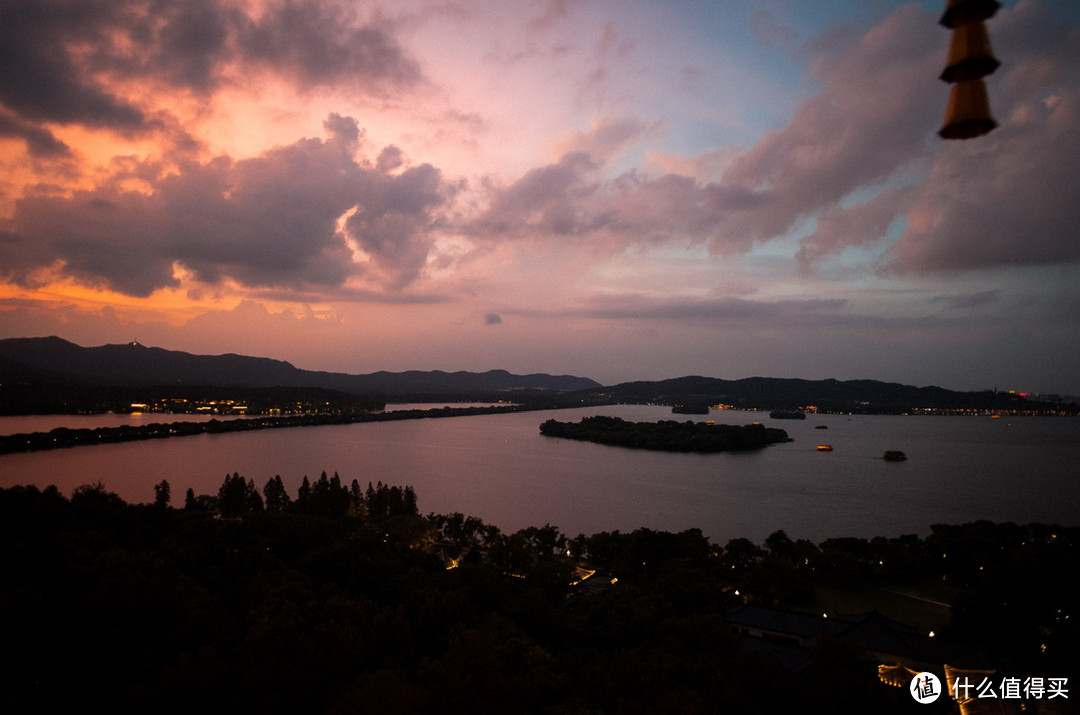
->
[1,0,1078,394]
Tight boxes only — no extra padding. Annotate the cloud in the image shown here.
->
[717,5,941,247]
[458,5,943,255]
[0,0,422,155]
[555,117,659,164]
[931,290,1001,310]
[0,115,448,296]
[237,0,422,92]
[0,109,72,158]
[0,0,150,130]
[464,1,1080,278]
[883,18,1080,272]
[551,293,850,326]
[473,152,604,237]
[796,187,911,267]
[527,0,586,33]
[798,0,1080,273]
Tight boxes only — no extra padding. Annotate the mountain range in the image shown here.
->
[0,336,1071,415]
[589,375,1055,414]
[0,336,599,414]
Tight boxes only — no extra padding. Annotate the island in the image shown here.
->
[671,404,711,414]
[769,409,806,419]
[539,415,791,452]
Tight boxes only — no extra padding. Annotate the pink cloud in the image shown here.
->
[0,0,422,151]
[461,0,1080,276]
[718,4,940,247]
[460,5,948,257]
[0,115,448,296]
[883,0,1080,273]
[789,0,1080,274]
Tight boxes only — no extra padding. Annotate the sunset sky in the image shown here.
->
[2,0,1078,393]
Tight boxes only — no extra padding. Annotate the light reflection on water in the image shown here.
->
[1,405,1077,544]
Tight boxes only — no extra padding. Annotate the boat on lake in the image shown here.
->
[883,450,907,461]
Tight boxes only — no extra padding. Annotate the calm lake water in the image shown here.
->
[1,405,1078,544]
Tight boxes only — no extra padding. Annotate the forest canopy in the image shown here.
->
[1,478,1076,712]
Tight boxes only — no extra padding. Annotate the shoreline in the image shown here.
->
[0,403,554,455]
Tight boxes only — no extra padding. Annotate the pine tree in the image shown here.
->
[153,480,171,508]
[297,475,312,513]
[263,475,290,512]
[218,472,247,519]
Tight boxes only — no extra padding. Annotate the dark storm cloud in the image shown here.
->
[0,115,448,296]
[0,0,421,150]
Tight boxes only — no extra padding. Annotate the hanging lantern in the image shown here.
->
[940,21,1000,83]
[939,0,1000,29]
[939,79,997,139]
[938,0,1001,140]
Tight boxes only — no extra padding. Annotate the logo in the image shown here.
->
[911,672,942,704]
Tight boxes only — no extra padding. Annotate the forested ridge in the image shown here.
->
[1,478,1076,713]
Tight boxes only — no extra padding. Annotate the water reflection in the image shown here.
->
[1,405,1077,543]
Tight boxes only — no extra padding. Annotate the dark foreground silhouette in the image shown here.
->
[1,478,1075,713]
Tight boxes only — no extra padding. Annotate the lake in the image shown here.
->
[1,405,1077,544]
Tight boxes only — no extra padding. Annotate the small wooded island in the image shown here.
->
[540,415,791,452]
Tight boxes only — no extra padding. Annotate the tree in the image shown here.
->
[521,524,566,558]
[153,480,171,508]
[348,479,364,517]
[218,472,248,519]
[70,481,124,513]
[722,537,762,572]
[245,478,264,514]
[765,530,795,563]
[263,475,291,512]
[296,475,312,512]
[308,471,350,516]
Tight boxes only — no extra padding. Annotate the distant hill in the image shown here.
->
[592,375,1064,414]
[1,336,1072,416]
[0,337,601,414]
